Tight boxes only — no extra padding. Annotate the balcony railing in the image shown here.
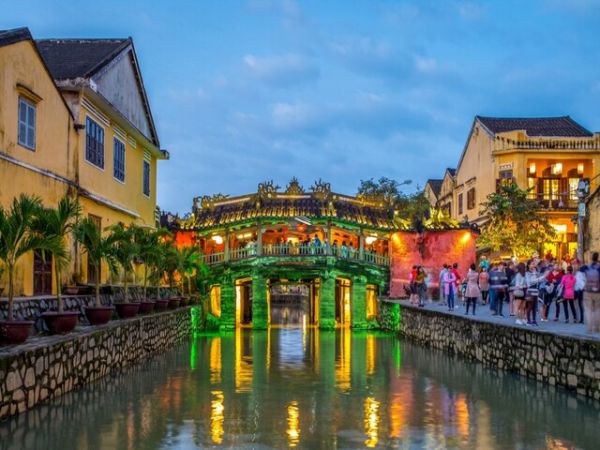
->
[528,194,578,210]
[201,243,390,267]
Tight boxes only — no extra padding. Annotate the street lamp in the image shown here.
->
[576,179,590,262]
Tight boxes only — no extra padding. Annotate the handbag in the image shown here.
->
[545,283,554,294]
[513,288,525,298]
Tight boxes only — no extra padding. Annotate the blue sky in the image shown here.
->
[4,0,600,214]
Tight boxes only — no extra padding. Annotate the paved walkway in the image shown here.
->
[387,298,600,342]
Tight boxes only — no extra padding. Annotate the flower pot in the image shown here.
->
[168,298,181,309]
[85,306,114,326]
[138,301,155,314]
[41,311,80,334]
[115,302,141,319]
[154,299,169,311]
[0,321,34,345]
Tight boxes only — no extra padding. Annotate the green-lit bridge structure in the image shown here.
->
[170,179,406,330]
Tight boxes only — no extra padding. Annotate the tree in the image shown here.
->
[73,218,117,308]
[34,196,80,313]
[478,182,556,259]
[133,226,171,299]
[0,195,56,321]
[179,246,208,295]
[357,177,411,204]
[106,222,139,303]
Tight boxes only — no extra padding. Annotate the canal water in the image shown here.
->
[2,329,599,449]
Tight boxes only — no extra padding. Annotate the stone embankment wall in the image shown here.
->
[0,286,178,332]
[397,304,600,399]
[0,308,193,420]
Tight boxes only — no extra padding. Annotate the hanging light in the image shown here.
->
[551,163,563,175]
[529,163,536,175]
[577,163,584,175]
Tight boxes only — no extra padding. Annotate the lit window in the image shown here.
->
[366,285,378,320]
[458,193,463,215]
[113,138,125,182]
[210,285,222,318]
[143,160,151,196]
[18,98,36,150]
[86,117,104,168]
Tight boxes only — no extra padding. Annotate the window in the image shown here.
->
[18,98,36,150]
[569,178,580,201]
[143,160,150,196]
[210,285,222,318]
[458,193,463,215]
[498,169,514,188]
[86,117,104,168]
[366,285,378,320]
[467,188,476,210]
[113,138,125,182]
[527,177,537,199]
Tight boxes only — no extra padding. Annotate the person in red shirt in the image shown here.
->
[451,263,462,302]
[546,266,564,321]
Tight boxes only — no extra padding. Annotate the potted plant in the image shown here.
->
[73,218,116,325]
[107,223,141,319]
[0,195,49,344]
[35,196,81,334]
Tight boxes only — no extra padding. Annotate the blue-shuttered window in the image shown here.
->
[18,98,36,150]
[85,117,104,169]
[143,160,150,197]
[113,137,125,182]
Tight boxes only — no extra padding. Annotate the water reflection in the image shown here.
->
[2,329,600,450]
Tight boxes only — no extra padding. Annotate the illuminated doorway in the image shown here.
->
[270,279,319,326]
[335,278,352,327]
[235,278,253,326]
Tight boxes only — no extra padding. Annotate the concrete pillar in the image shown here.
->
[319,274,336,329]
[252,272,269,329]
[359,230,365,260]
[220,281,236,330]
[351,275,368,329]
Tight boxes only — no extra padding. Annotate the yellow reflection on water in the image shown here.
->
[366,333,376,376]
[455,394,469,437]
[209,337,222,384]
[364,397,380,448]
[336,328,351,391]
[210,390,224,444]
[287,400,300,447]
[235,330,253,393]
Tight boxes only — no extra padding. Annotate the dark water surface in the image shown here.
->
[1,329,599,449]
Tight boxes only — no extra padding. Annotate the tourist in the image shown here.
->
[545,250,553,261]
[465,264,480,315]
[479,267,489,305]
[489,263,508,316]
[559,266,578,323]
[340,241,348,258]
[512,263,527,325]
[547,266,564,321]
[575,265,587,324]
[313,234,321,247]
[332,240,339,257]
[451,263,462,303]
[442,266,457,311]
[348,241,355,259]
[416,266,427,307]
[584,252,600,333]
[439,264,448,305]
[479,255,490,272]
[409,265,418,305]
[525,262,541,326]
[506,262,516,316]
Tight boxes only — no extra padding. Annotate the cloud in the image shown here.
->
[243,53,320,87]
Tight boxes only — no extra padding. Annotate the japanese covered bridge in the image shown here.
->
[167,178,476,330]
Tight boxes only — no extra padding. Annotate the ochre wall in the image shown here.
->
[389,229,477,298]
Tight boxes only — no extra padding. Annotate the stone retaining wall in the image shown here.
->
[0,307,194,420]
[0,286,179,332]
[397,303,600,399]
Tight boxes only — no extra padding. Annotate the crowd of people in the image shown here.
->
[409,252,600,332]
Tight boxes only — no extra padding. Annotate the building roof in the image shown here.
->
[425,179,443,197]
[446,168,456,177]
[476,116,593,138]
[0,27,32,47]
[35,38,130,80]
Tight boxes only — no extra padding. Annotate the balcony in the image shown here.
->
[528,193,578,210]
[200,243,390,267]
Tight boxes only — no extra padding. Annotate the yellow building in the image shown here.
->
[439,116,600,259]
[0,27,168,296]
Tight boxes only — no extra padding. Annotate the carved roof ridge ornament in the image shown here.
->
[200,193,230,210]
[310,178,331,201]
[285,177,305,195]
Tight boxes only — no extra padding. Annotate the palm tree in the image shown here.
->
[0,195,52,321]
[73,218,116,308]
[134,226,170,299]
[179,246,207,295]
[33,196,80,313]
[106,222,139,303]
